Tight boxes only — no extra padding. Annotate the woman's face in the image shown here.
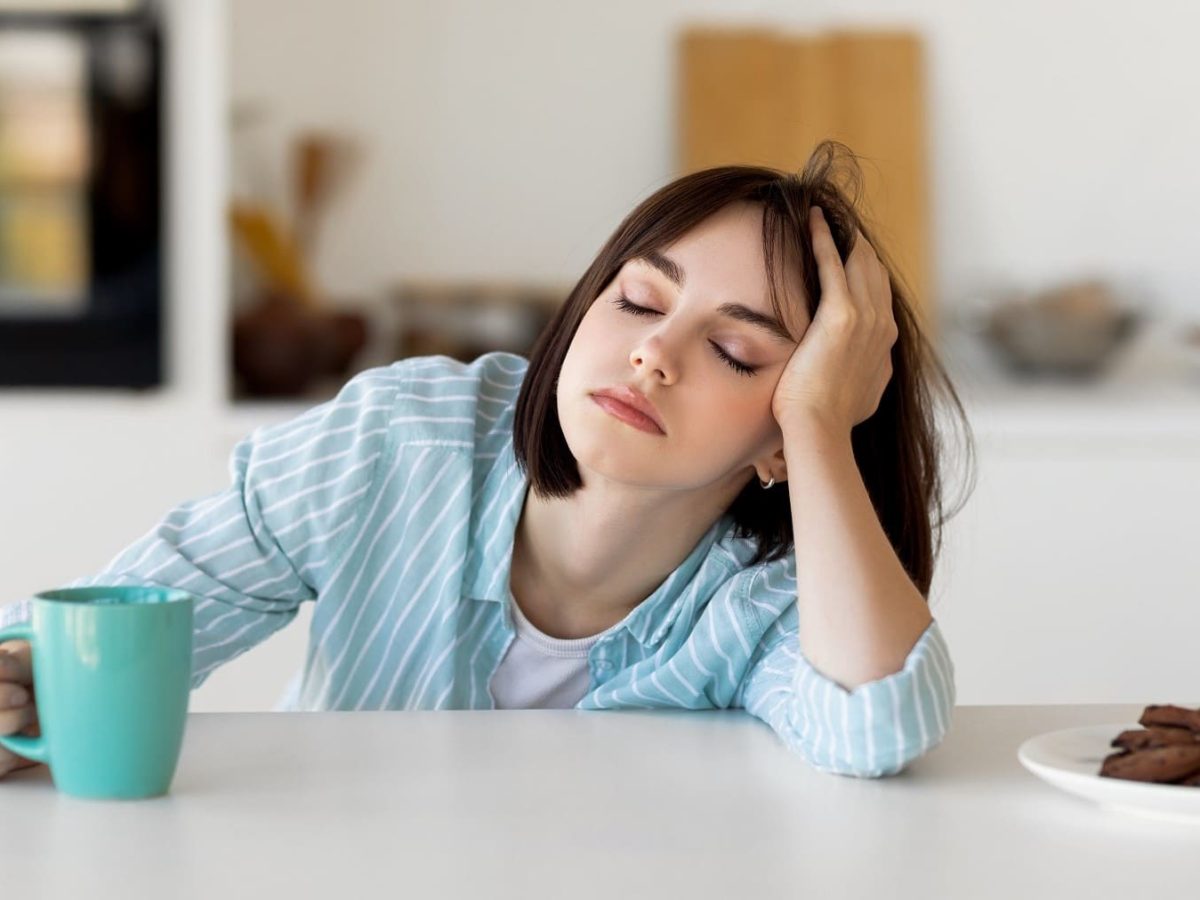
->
[556,201,809,493]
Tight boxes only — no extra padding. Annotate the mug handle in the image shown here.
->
[0,623,48,765]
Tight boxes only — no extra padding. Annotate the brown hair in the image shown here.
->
[512,140,976,597]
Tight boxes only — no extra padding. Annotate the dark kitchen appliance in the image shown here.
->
[0,2,164,388]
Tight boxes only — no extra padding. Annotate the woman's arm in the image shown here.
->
[780,414,933,691]
[770,205,933,690]
[0,366,400,688]
[735,584,953,778]
[732,206,954,777]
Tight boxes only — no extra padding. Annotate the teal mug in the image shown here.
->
[0,586,194,800]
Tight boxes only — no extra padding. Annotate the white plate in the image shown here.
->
[1017,723,1200,825]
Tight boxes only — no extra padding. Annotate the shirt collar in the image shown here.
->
[462,442,735,649]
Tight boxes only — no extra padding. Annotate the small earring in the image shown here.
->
[759,475,775,490]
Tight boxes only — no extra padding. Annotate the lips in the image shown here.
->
[590,385,666,435]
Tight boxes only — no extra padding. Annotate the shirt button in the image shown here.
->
[595,660,613,671]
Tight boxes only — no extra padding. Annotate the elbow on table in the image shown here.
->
[799,707,956,779]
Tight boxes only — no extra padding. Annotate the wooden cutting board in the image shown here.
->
[678,28,934,337]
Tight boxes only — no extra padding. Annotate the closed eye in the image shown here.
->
[610,294,758,377]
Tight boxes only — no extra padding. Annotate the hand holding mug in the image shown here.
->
[0,586,194,800]
[0,640,42,778]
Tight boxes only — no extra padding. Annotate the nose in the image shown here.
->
[629,332,677,384]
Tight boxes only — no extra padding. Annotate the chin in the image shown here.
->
[562,424,661,478]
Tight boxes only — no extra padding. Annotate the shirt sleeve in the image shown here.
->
[734,563,956,778]
[0,366,400,690]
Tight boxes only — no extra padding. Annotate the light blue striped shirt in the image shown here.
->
[2,351,955,777]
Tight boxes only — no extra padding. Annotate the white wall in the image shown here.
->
[2,1,1198,711]
[0,0,311,712]
[227,0,1200,319]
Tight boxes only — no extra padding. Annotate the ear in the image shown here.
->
[754,447,788,487]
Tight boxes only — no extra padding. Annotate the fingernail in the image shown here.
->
[6,687,28,708]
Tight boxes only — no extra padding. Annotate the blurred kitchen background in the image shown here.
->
[1,0,1197,711]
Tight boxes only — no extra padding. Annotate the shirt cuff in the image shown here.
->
[783,617,956,777]
[0,597,33,634]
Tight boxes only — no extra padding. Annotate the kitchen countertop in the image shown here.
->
[935,316,1200,440]
[1,703,1197,897]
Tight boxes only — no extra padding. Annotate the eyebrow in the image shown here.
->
[632,250,796,345]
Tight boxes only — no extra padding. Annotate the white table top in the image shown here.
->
[2,703,1198,897]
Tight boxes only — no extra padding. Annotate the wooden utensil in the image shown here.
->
[229,201,320,311]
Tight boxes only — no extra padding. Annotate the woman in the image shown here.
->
[0,141,975,779]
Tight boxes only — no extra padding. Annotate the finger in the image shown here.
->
[877,265,895,326]
[855,243,899,340]
[0,747,41,777]
[0,641,32,686]
[875,257,892,305]
[848,232,886,299]
[844,236,878,319]
[0,716,42,777]
[851,232,891,310]
[808,207,851,304]
[0,698,36,737]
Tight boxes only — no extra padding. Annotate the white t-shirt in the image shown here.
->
[489,596,620,709]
